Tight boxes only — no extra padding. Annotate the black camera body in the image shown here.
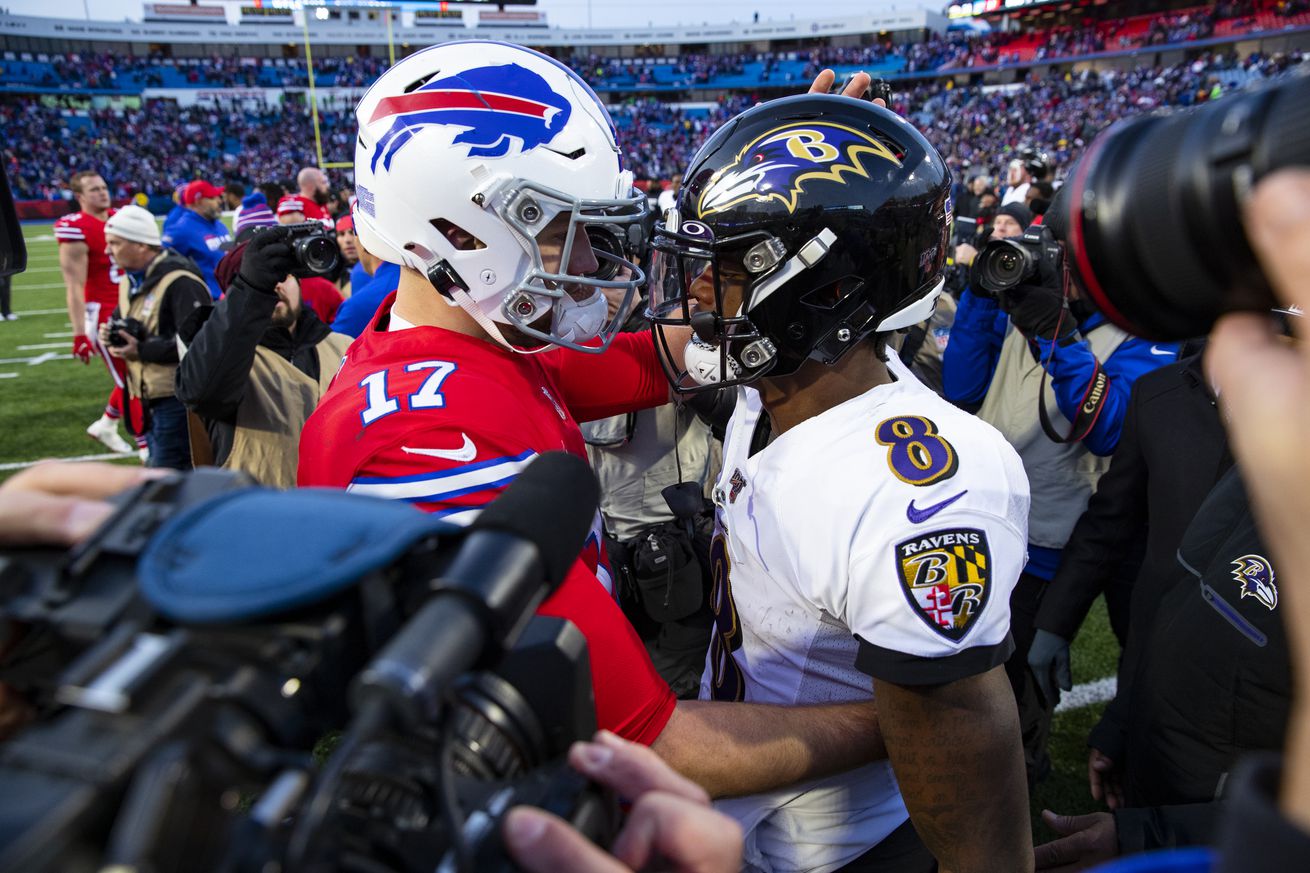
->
[0,464,613,873]
[279,221,341,278]
[971,224,1063,298]
[105,315,147,348]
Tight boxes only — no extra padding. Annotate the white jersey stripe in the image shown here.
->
[346,451,537,502]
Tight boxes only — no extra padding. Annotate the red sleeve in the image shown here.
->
[537,561,676,746]
[54,214,86,245]
[540,330,670,424]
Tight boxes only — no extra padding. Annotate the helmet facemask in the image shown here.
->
[416,178,647,354]
[648,212,783,394]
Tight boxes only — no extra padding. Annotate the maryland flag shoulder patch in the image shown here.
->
[894,527,992,643]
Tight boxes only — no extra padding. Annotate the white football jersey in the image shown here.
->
[702,353,1030,873]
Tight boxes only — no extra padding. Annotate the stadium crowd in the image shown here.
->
[3,48,1302,204]
[3,9,1310,870]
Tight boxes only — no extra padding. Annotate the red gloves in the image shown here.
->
[72,334,95,364]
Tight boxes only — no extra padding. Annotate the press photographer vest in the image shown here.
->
[978,321,1128,549]
[117,255,190,401]
[224,333,350,489]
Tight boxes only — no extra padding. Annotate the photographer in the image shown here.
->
[98,206,211,470]
[176,227,351,489]
[941,191,1179,785]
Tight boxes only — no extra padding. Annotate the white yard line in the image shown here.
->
[15,266,62,274]
[0,451,133,472]
[43,331,74,338]
[0,373,16,380]
[11,283,67,290]
[16,342,68,351]
[13,308,73,317]
[0,352,70,365]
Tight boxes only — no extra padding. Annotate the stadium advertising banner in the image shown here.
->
[478,10,546,27]
[142,3,227,22]
[947,0,1061,18]
[0,9,939,47]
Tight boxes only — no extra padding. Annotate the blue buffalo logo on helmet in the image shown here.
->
[366,63,572,172]
[1230,554,1278,611]
[696,121,902,218]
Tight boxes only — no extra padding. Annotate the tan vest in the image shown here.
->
[222,333,350,488]
[117,258,192,401]
[977,321,1129,548]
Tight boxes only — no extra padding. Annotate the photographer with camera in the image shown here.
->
[97,205,211,470]
[941,189,1179,786]
[175,224,352,488]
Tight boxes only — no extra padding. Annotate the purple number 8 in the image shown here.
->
[875,415,959,486]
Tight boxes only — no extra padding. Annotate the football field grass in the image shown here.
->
[0,221,140,471]
[0,218,1122,842]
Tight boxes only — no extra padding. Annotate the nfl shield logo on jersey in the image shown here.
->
[894,528,992,642]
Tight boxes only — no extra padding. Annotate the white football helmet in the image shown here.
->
[353,40,645,353]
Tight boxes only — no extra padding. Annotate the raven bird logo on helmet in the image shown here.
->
[352,41,645,355]
[698,122,903,217]
[649,95,951,394]
[368,64,573,172]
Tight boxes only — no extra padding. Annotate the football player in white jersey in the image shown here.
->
[649,94,1033,872]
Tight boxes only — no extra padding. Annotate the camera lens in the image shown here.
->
[295,233,340,277]
[585,226,624,282]
[975,239,1033,294]
[1058,72,1310,340]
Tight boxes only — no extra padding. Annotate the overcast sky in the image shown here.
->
[2,0,944,29]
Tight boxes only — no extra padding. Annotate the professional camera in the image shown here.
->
[971,224,1063,298]
[279,220,341,278]
[1053,68,1310,339]
[104,315,147,348]
[0,454,614,873]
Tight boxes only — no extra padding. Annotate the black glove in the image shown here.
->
[1028,628,1073,707]
[1000,282,1076,341]
[238,227,297,294]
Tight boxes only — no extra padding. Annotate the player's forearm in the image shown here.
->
[875,666,1032,873]
[64,284,87,333]
[651,698,884,798]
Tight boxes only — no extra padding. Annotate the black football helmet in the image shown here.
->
[1017,145,1051,180]
[648,94,951,393]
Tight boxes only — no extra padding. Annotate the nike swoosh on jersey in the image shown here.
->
[906,490,969,524]
[1149,345,1173,356]
[401,434,477,462]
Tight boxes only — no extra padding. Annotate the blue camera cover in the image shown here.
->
[138,487,460,624]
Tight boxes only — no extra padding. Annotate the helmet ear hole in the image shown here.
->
[430,219,485,251]
[403,71,441,94]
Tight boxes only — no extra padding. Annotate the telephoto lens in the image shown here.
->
[1057,70,1310,340]
[972,239,1037,295]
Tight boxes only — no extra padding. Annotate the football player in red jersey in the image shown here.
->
[55,171,146,458]
[299,44,887,800]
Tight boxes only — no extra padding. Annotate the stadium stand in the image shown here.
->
[1,0,1308,205]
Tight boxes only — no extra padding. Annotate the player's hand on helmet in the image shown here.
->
[503,730,743,873]
[238,227,297,293]
[807,69,885,105]
[72,334,94,364]
[1028,629,1072,707]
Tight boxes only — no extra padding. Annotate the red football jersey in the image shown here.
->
[300,199,328,222]
[299,293,676,744]
[54,209,121,308]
